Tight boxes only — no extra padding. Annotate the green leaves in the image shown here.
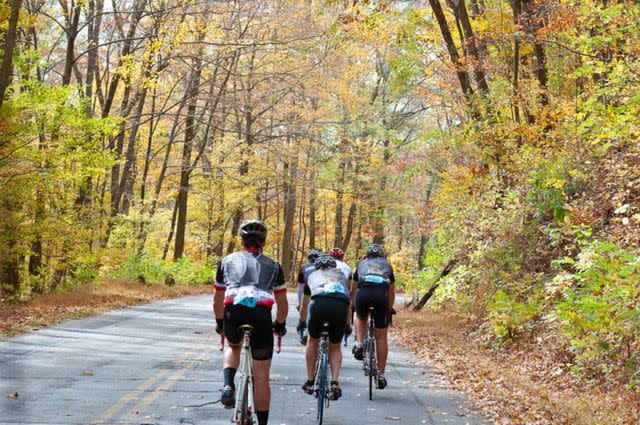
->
[552,241,640,388]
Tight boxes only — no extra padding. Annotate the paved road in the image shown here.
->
[0,294,489,425]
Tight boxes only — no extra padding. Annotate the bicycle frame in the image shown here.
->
[220,327,281,425]
[362,306,378,400]
[314,322,330,424]
[234,327,256,425]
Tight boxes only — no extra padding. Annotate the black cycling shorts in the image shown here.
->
[223,304,273,360]
[308,296,349,344]
[355,286,390,329]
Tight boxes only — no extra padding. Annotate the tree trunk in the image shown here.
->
[173,57,204,260]
[0,0,21,108]
[417,233,429,269]
[452,0,489,95]
[333,160,346,248]
[100,0,148,118]
[342,201,357,252]
[309,171,317,249]
[413,259,457,311]
[281,155,298,280]
[522,0,549,106]
[62,2,82,86]
[428,0,476,111]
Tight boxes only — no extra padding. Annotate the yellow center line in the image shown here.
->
[119,350,211,424]
[92,368,170,425]
[120,367,191,424]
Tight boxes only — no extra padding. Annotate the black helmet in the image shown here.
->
[239,220,267,242]
[366,244,385,258]
[307,248,322,262]
[314,255,336,270]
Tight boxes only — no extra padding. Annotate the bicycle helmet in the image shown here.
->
[314,255,336,270]
[307,248,322,262]
[328,247,344,260]
[365,243,385,258]
[238,219,267,242]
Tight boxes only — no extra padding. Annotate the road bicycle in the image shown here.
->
[362,306,378,401]
[220,327,281,425]
[313,322,331,425]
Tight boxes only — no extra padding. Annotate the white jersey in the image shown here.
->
[335,260,352,280]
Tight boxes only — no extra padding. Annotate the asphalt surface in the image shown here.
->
[0,294,490,425]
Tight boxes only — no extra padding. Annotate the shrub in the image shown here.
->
[553,241,640,388]
[113,254,215,286]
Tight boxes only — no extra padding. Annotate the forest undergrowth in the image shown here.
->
[0,280,212,339]
[392,309,640,425]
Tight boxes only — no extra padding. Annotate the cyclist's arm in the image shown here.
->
[300,284,311,321]
[213,263,225,320]
[388,283,395,310]
[349,281,357,308]
[388,270,396,309]
[273,265,288,324]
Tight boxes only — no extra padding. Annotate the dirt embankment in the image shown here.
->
[0,281,213,339]
[391,308,639,425]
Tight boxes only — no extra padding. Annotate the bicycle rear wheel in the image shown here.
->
[317,351,328,424]
[235,377,249,424]
[368,338,374,400]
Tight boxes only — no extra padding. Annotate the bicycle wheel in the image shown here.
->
[236,376,249,425]
[368,337,374,400]
[317,351,328,424]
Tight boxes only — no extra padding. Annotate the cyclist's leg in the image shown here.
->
[374,327,389,373]
[372,287,390,375]
[252,359,272,410]
[248,306,274,425]
[305,299,322,381]
[305,338,320,379]
[354,288,369,344]
[326,299,348,381]
[221,305,243,406]
[222,305,243,376]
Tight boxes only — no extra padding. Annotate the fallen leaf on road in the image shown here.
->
[7,392,18,399]
[81,369,94,376]
[194,330,204,334]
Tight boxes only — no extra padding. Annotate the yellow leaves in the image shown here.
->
[545,178,566,189]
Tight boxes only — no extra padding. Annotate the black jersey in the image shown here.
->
[353,257,395,288]
[297,262,316,285]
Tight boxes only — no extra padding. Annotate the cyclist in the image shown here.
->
[297,248,322,311]
[297,255,351,400]
[350,243,395,390]
[329,247,354,339]
[328,247,351,280]
[213,220,288,425]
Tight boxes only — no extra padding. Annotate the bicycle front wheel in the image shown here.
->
[317,351,328,424]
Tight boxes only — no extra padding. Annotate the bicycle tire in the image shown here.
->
[368,337,374,400]
[236,377,249,425]
[368,315,376,401]
[318,350,328,424]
